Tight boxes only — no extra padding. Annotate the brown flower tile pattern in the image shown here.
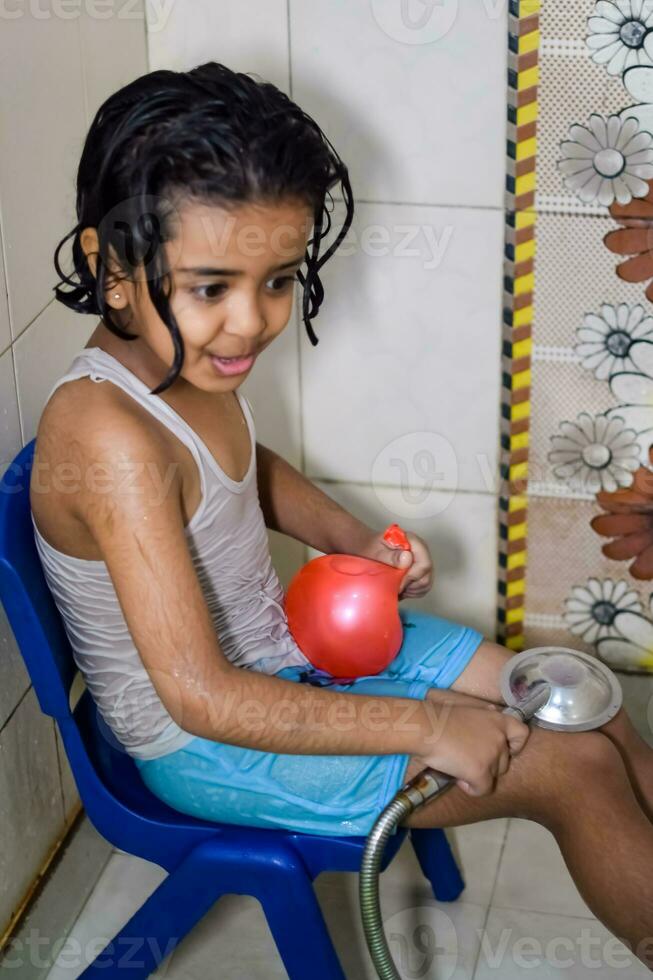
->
[604,180,653,304]
[591,447,653,579]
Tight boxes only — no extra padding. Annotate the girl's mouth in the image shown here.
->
[208,353,257,376]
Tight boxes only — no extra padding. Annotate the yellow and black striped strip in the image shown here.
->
[498,0,539,651]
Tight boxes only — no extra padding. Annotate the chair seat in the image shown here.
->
[73,687,408,878]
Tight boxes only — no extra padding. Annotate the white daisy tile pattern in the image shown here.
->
[597,592,653,668]
[575,302,653,379]
[548,412,641,492]
[620,63,653,133]
[563,576,642,643]
[558,113,653,206]
[607,340,653,463]
[587,0,653,75]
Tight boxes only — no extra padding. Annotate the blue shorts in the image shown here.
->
[134,608,484,837]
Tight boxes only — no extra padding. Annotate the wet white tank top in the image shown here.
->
[30,346,310,760]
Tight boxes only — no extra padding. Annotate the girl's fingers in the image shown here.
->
[497,747,511,778]
[400,571,432,593]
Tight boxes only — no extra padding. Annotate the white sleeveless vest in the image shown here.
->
[30,347,310,760]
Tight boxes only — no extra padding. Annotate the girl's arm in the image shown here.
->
[71,416,522,795]
[255,441,375,556]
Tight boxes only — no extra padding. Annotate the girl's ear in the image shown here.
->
[80,226,100,278]
[80,227,123,296]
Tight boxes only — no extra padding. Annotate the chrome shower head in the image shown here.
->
[499,647,623,733]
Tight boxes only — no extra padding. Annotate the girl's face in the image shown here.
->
[117,196,313,394]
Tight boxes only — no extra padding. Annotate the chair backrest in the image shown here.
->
[0,439,221,861]
[0,439,76,720]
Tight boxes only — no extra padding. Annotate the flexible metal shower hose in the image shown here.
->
[359,793,415,980]
[359,688,551,979]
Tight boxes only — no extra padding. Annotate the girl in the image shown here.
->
[29,62,653,967]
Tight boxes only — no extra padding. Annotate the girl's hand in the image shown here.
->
[416,703,529,797]
[358,527,434,599]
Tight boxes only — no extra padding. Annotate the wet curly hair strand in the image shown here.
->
[53,61,354,394]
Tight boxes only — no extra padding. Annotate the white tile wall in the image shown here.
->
[78,0,148,124]
[290,0,507,208]
[13,300,94,444]
[0,690,64,930]
[241,310,302,469]
[0,345,21,472]
[301,201,503,494]
[0,604,29,734]
[0,11,86,335]
[0,347,30,730]
[147,0,290,91]
[0,230,10,355]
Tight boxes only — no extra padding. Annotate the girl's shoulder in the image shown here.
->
[30,375,183,561]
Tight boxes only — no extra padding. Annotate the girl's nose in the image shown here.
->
[223,293,266,339]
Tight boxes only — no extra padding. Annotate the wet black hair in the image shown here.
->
[53,61,354,394]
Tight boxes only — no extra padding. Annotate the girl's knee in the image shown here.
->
[507,728,625,823]
[554,729,624,781]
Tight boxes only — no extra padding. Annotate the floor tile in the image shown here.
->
[383,823,507,910]
[2,817,111,980]
[492,819,593,920]
[0,691,65,931]
[45,853,167,979]
[474,907,650,979]
[45,832,494,980]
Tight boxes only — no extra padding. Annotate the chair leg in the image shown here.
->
[256,858,347,980]
[77,842,229,978]
[77,835,347,980]
[409,827,465,902]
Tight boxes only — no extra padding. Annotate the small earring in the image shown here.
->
[113,293,120,299]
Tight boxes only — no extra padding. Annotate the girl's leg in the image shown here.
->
[401,725,653,970]
[449,639,653,820]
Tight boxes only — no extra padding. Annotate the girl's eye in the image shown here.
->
[191,284,227,303]
[190,275,296,304]
[266,275,297,292]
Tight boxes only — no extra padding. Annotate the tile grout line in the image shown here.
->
[0,685,32,738]
[44,841,118,976]
[75,11,89,127]
[51,719,67,826]
[287,4,309,569]
[471,817,512,979]
[331,196,506,213]
[286,0,292,95]
[313,477,501,497]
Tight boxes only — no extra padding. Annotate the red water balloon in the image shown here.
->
[284,524,412,678]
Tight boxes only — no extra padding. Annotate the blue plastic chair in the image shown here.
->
[0,439,464,980]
